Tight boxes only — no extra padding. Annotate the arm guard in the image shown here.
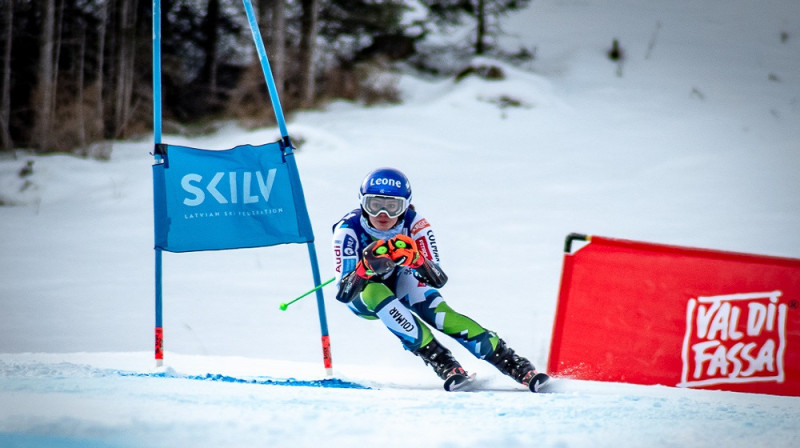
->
[413,258,448,289]
[335,270,368,303]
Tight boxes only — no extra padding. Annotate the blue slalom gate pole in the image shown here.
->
[241,0,332,375]
[306,241,332,374]
[152,0,164,367]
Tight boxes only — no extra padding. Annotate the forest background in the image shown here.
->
[0,0,531,155]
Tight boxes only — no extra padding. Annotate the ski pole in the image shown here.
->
[280,276,335,311]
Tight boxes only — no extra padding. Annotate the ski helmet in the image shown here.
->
[359,168,412,218]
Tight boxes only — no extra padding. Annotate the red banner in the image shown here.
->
[548,235,800,396]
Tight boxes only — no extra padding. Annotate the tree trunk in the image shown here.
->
[201,0,220,96]
[475,0,486,55]
[114,0,136,138]
[1,0,14,150]
[52,0,65,136]
[77,27,86,148]
[95,0,108,140]
[268,0,286,93]
[36,0,56,152]
[298,0,318,107]
[123,3,138,137]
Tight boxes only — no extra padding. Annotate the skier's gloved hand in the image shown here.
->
[355,240,396,279]
[387,234,422,268]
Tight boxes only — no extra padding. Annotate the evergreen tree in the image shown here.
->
[422,0,532,55]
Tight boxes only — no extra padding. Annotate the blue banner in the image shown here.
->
[153,141,314,252]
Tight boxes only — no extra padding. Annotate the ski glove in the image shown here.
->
[386,235,447,288]
[355,240,397,279]
[387,234,423,268]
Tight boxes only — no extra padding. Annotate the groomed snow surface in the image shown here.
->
[2,0,799,447]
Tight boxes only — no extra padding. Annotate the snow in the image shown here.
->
[2,0,800,446]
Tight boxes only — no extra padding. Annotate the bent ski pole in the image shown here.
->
[280,276,335,311]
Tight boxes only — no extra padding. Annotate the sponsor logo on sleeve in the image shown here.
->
[334,242,343,273]
[425,230,439,262]
[416,237,431,260]
[411,218,430,236]
[335,235,358,274]
[343,235,357,256]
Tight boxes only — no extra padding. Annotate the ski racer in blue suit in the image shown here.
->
[332,167,550,391]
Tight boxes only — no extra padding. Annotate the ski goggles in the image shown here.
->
[361,194,409,218]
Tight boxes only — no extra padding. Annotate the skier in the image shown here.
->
[332,167,551,391]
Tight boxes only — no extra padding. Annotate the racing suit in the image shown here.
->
[332,207,500,358]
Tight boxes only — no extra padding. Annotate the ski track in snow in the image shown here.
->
[1,354,799,448]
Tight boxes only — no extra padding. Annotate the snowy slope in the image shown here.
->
[1,0,800,447]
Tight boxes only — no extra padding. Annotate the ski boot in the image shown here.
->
[487,339,551,392]
[414,338,472,391]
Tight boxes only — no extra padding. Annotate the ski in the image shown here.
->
[444,372,477,391]
[528,372,554,393]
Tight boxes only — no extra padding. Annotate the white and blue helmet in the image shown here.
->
[359,168,412,219]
